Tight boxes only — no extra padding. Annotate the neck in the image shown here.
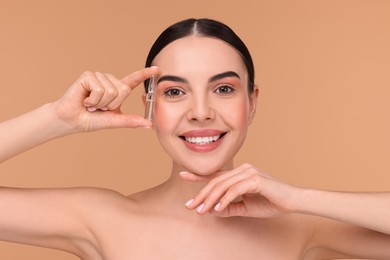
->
[135,160,235,223]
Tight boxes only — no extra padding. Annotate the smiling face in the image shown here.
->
[151,36,258,175]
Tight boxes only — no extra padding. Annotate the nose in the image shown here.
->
[186,95,215,122]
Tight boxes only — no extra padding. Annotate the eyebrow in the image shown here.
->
[208,71,240,83]
[157,71,240,85]
[157,75,188,84]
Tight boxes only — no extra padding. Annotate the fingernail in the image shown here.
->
[179,171,189,176]
[196,203,205,213]
[185,199,194,207]
[87,107,97,112]
[214,203,221,211]
[150,66,158,69]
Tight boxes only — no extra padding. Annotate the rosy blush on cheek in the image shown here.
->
[221,96,251,127]
[153,99,182,132]
[152,101,165,129]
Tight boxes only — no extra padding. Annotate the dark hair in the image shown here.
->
[144,18,255,93]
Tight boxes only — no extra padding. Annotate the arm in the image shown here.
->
[0,102,71,163]
[0,67,159,256]
[298,190,390,258]
[0,186,128,258]
[297,189,390,235]
[0,187,98,257]
[180,163,390,258]
[0,68,159,163]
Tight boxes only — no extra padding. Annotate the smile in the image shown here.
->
[179,132,227,145]
[184,134,224,145]
[178,129,227,152]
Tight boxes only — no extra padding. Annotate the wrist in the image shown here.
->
[39,102,78,139]
[0,103,78,163]
[290,187,323,215]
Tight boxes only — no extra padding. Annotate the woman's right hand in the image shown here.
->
[53,67,159,133]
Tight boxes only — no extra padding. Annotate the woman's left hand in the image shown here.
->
[180,163,301,218]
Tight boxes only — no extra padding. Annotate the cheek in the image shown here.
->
[220,97,250,127]
[153,100,180,133]
[154,101,167,131]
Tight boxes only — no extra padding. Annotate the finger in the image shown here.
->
[193,170,255,214]
[104,73,132,110]
[93,72,119,108]
[214,179,259,213]
[81,73,105,108]
[102,113,153,129]
[184,164,253,211]
[182,171,229,210]
[121,66,160,91]
[211,201,247,218]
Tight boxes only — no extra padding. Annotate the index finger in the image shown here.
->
[121,66,160,91]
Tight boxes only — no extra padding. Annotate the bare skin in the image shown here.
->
[1,36,390,260]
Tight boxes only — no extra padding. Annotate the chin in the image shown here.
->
[179,160,233,176]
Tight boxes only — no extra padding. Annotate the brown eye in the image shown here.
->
[164,88,185,98]
[215,84,235,95]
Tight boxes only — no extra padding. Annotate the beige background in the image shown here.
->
[0,0,390,259]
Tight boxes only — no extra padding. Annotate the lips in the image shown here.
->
[179,129,227,152]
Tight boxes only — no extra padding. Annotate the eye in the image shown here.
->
[163,88,185,98]
[214,84,235,95]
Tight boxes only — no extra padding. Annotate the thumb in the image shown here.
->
[101,113,153,129]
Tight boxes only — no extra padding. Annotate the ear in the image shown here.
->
[248,85,259,125]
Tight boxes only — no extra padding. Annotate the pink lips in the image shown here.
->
[179,129,226,153]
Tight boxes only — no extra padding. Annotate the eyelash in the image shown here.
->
[214,84,235,95]
[163,88,185,98]
[162,84,235,98]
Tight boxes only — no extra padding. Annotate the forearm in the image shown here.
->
[296,188,390,235]
[0,103,73,163]
[0,68,158,163]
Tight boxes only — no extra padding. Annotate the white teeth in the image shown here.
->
[185,134,221,145]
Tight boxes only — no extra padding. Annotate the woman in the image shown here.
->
[1,18,390,259]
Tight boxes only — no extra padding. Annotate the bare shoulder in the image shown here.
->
[64,187,140,216]
[72,186,133,204]
[38,186,134,208]
[302,214,390,259]
[253,213,354,259]
[41,186,142,234]
[0,186,141,260]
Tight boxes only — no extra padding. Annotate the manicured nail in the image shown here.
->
[214,203,221,211]
[196,203,205,213]
[185,199,194,207]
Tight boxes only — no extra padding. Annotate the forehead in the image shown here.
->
[152,36,247,81]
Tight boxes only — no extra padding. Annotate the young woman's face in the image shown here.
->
[152,36,258,175]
